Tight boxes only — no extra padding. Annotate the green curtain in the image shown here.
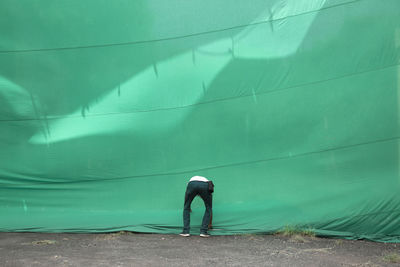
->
[1,0,400,242]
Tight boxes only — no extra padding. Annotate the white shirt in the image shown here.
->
[189,176,209,182]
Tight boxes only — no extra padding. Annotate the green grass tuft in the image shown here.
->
[382,253,400,263]
[276,225,316,237]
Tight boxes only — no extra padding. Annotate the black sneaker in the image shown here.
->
[200,233,210,238]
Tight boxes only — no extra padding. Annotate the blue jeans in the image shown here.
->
[183,181,213,234]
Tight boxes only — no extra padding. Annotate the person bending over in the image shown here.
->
[180,175,214,237]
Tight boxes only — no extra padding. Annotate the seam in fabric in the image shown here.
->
[1,135,398,186]
[0,0,361,54]
[0,61,398,123]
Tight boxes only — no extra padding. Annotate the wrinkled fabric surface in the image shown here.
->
[1,0,400,242]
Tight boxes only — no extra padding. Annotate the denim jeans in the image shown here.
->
[182,181,213,234]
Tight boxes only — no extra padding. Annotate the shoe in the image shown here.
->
[200,233,210,238]
[179,233,190,237]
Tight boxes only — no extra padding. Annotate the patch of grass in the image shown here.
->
[276,225,315,237]
[239,233,261,241]
[32,240,56,245]
[334,239,343,245]
[96,231,133,241]
[382,252,400,263]
[116,231,133,235]
[291,234,307,243]
[303,247,332,254]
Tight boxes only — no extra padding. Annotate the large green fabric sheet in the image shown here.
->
[1,0,400,242]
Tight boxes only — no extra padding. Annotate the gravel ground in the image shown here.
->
[1,232,399,266]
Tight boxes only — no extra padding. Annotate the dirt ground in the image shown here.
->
[0,232,399,267]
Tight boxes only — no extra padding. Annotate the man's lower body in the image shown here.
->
[182,181,212,236]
